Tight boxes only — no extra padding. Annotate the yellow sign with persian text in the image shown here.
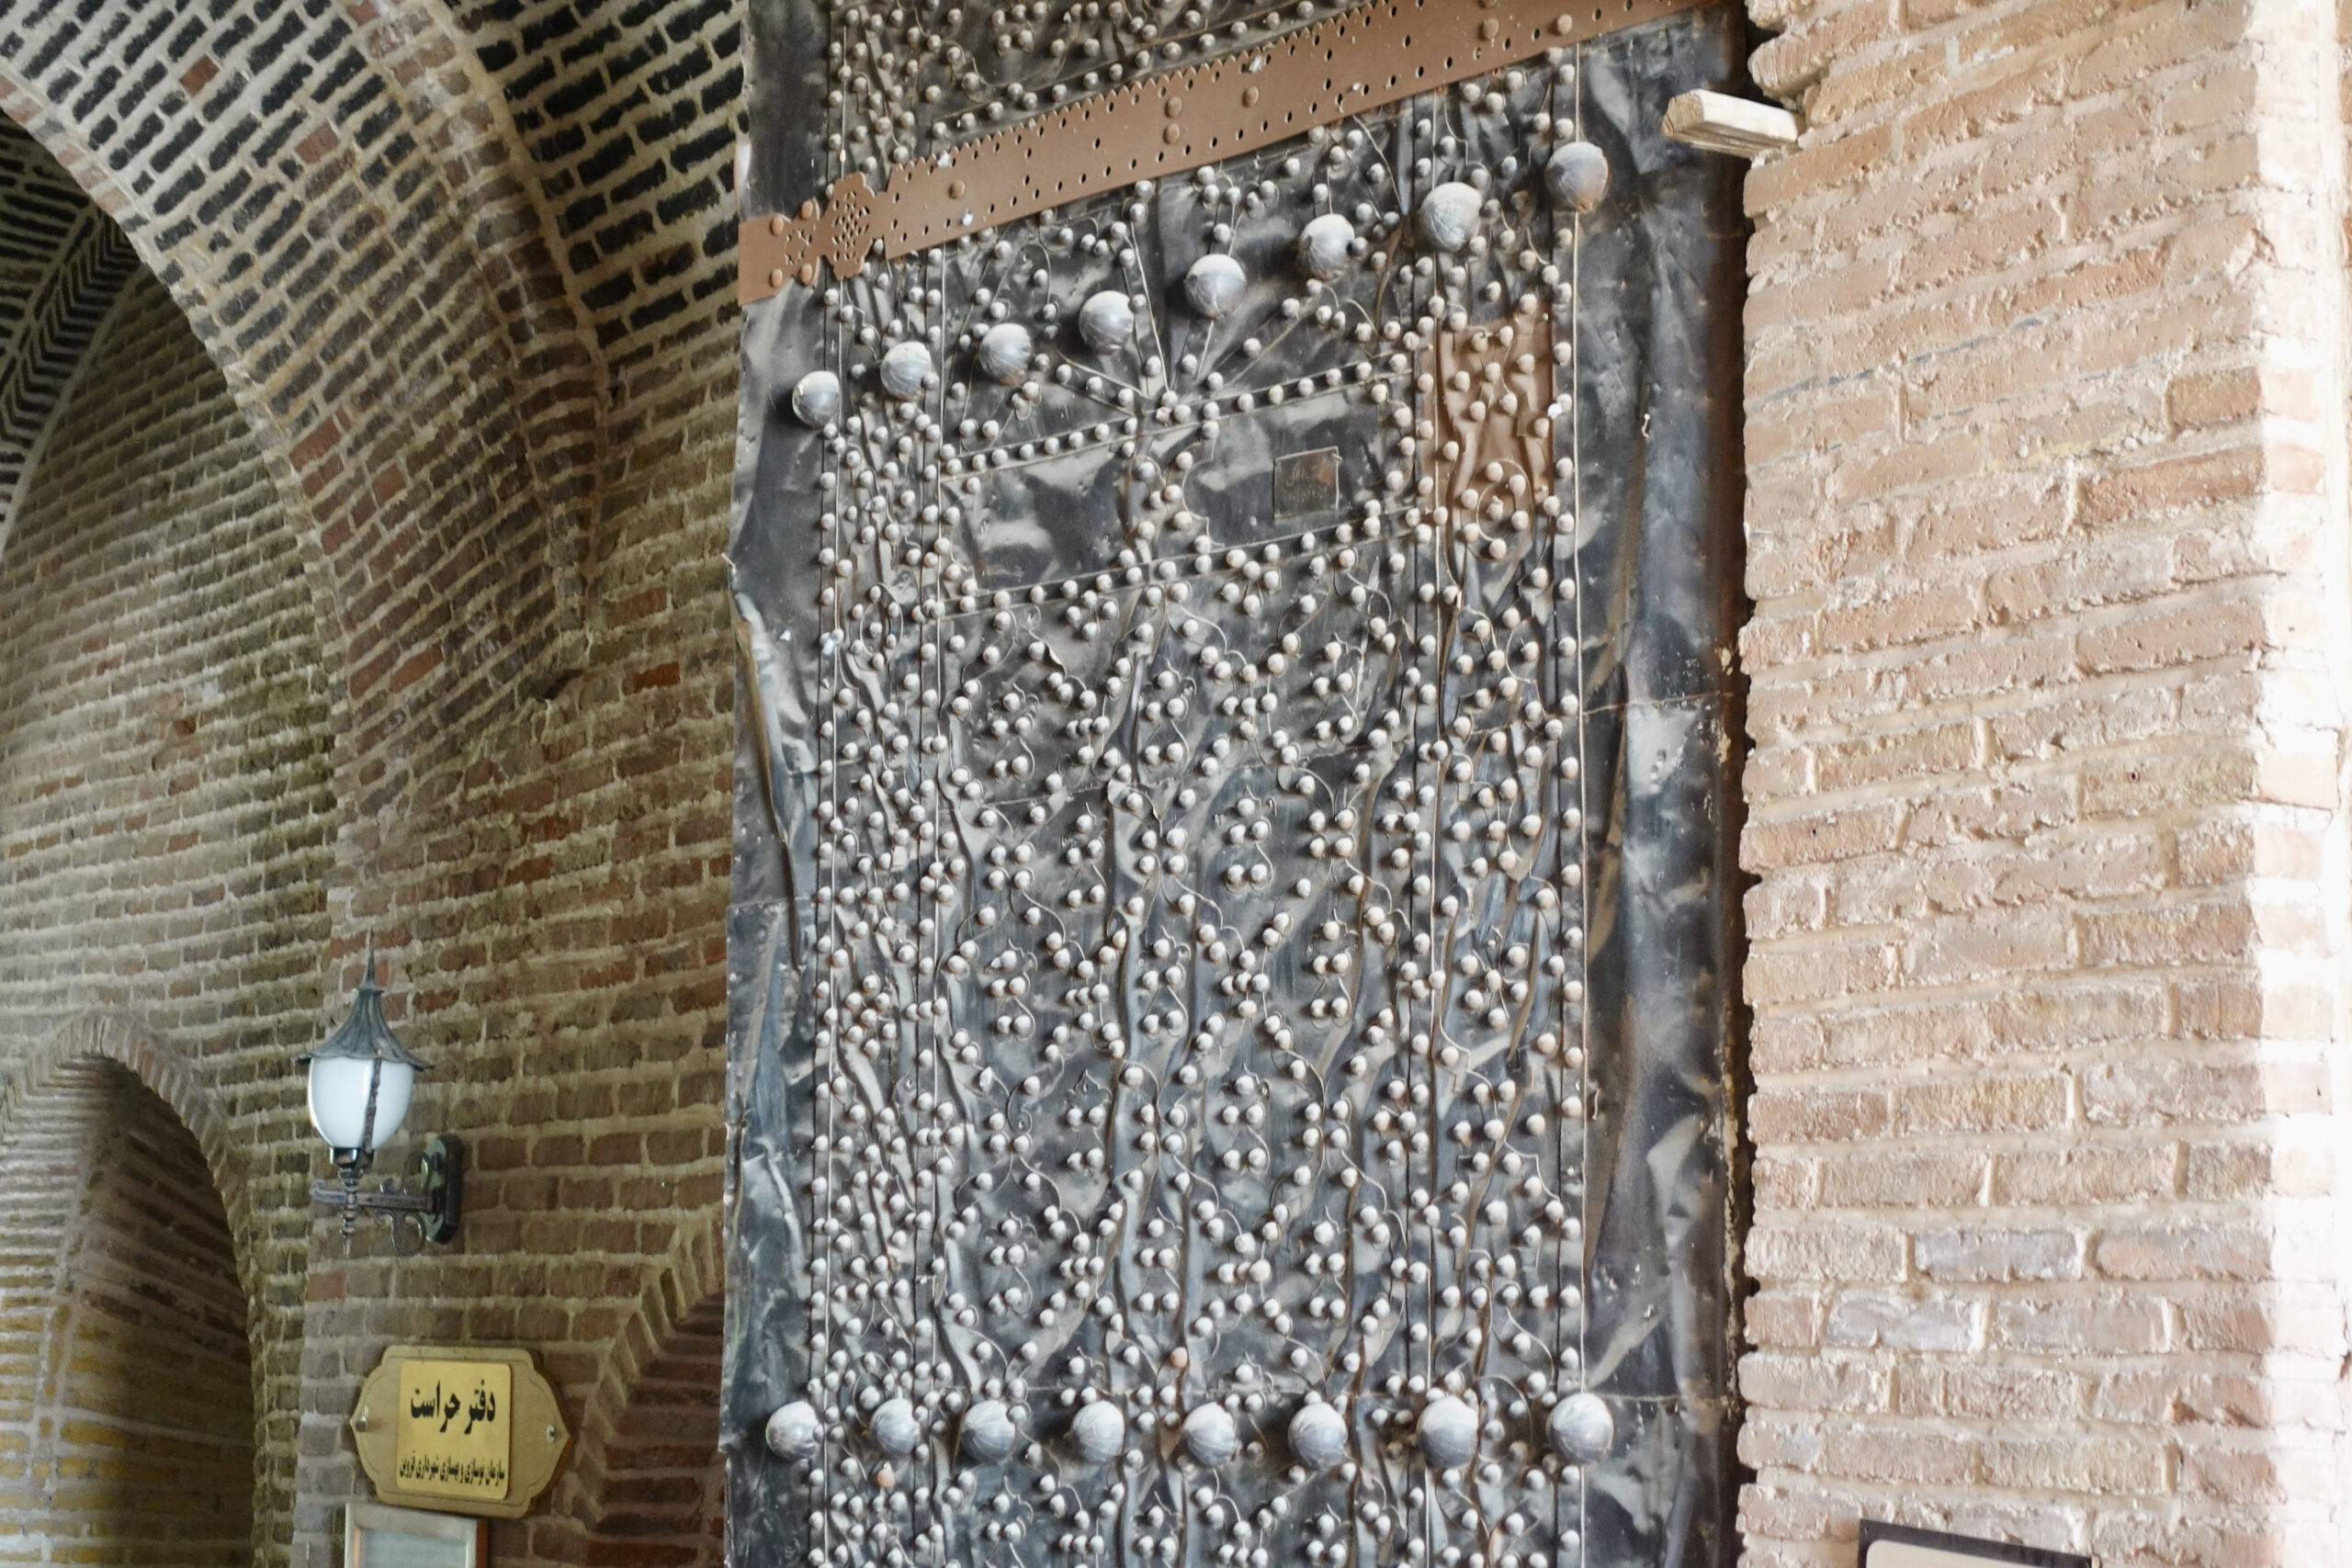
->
[353,1346,569,1518]
[394,1359,513,1502]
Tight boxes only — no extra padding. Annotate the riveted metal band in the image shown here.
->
[739,0,1711,302]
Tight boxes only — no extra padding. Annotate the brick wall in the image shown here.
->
[0,0,606,781]
[0,267,336,1078]
[0,1057,254,1568]
[284,0,746,1536]
[0,17,744,1562]
[0,264,333,1564]
[458,0,741,365]
[273,2,747,1559]
[1735,0,2351,1562]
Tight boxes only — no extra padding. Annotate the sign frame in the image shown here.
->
[352,1345,571,1519]
[1859,1521,2096,1568]
[346,1502,489,1568]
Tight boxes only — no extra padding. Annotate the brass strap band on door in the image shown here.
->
[740,0,1713,302]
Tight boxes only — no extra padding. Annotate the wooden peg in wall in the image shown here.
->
[1662,89,1801,156]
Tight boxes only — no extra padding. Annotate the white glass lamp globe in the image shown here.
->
[307,1053,418,1156]
[299,948,430,1163]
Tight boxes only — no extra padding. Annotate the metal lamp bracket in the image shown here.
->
[311,1134,463,1251]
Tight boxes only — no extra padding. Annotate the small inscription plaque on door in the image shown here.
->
[1272,446,1341,517]
[396,1359,512,1501]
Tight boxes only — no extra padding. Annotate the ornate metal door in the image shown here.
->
[727,5,1747,1566]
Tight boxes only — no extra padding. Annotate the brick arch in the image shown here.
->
[0,1051,257,1568]
[0,1015,245,1240]
[540,1214,727,1568]
[0,1015,232,1186]
[0,0,609,816]
[571,1292,726,1568]
[452,0,743,367]
[0,1018,277,1483]
[0,256,334,1567]
[0,121,137,559]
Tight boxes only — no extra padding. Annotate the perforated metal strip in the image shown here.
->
[739,0,1711,301]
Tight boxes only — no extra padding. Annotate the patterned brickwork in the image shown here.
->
[0,123,134,555]
[0,1056,254,1568]
[1734,0,2351,1562]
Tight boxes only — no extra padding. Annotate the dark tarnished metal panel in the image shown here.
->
[728,7,1747,1568]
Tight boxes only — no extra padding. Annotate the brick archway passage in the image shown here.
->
[0,1057,254,1568]
[572,1293,726,1568]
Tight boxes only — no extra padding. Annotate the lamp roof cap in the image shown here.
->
[297,946,430,1070]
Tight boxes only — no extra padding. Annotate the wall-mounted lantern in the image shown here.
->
[298,947,460,1250]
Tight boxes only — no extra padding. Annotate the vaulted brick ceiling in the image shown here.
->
[0,0,740,832]
[0,0,601,790]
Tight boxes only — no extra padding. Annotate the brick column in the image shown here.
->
[1735,0,2352,1561]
